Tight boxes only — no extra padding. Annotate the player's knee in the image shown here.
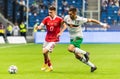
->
[68,47,73,53]
[43,49,49,54]
[43,52,47,54]
[68,45,75,53]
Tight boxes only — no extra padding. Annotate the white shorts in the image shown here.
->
[43,41,56,52]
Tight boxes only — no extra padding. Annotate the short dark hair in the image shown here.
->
[49,6,56,11]
[69,7,77,12]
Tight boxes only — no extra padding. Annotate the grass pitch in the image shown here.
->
[0,43,120,79]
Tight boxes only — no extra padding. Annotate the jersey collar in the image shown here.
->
[49,15,57,20]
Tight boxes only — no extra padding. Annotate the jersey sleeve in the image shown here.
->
[41,17,47,25]
[80,17,88,23]
[64,15,68,22]
[59,17,63,23]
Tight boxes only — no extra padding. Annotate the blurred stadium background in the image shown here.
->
[0,0,120,43]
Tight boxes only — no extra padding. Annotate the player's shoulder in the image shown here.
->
[44,16,50,20]
[76,15,86,20]
[56,16,63,19]
[64,15,70,20]
[64,15,69,18]
[76,15,82,19]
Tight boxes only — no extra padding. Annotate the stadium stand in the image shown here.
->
[100,0,120,25]
[0,0,84,28]
[28,0,84,27]
[0,0,120,30]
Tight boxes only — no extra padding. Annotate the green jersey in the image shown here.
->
[64,15,87,39]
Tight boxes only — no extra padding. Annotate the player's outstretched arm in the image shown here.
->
[87,19,110,28]
[36,23,44,30]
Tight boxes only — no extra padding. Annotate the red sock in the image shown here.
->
[44,58,48,64]
[48,59,52,66]
[43,54,48,64]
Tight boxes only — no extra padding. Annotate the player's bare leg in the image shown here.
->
[45,54,53,72]
[75,53,97,72]
[74,47,89,62]
[68,45,97,72]
[68,45,89,62]
[43,42,55,72]
[41,48,53,72]
[41,49,49,71]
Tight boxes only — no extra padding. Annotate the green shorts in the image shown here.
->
[70,37,83,48]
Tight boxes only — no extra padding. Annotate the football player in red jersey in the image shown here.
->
[37,6,66,72]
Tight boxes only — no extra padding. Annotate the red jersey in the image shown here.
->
[42,16,63,42]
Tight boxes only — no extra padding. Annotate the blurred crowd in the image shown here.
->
[101,0,120,24]
[0,0,86,28]
[29,0,87,17]
[29,0,56,16]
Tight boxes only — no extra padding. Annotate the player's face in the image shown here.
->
[48,10,56,18]
[68,11,76,20]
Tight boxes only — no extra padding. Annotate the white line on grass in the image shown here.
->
[0,43,34,49]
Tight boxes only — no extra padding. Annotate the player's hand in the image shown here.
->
[57,32,62,37]
[36,26,42,30]
[35,26,38,30]
[100,23,110,29]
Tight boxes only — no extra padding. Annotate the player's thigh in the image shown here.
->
[43,42,56,52]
